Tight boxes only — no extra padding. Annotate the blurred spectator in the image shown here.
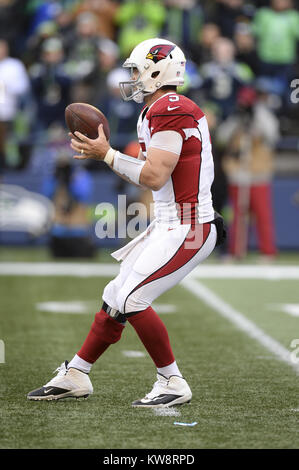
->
[0,0,28,55]
[234,21,259,75]
[200,37,252,119]
[218,86,279,259]
[115,0,166,58]
[26,0,61,36]
[74,0,119,40]
[0,39,30,173]
[98,67,141,151]
[43,153,95,258]
[162,0,203,51]
[91,38,120,103]
[62,11,102,102]
[252,0,299,87]
[55,5,75,39]
[210,0,254,39]
[30,37,72,130]
[64,12,99,79]
[24,20,58,66]
[191,23,220,65]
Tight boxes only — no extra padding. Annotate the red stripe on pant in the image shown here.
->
[124,223,211,313]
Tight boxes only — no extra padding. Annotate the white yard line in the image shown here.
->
[36,301,95,314]
[181,277,299,374]
[0,262,119,277]
[36,300,176,316]
[268,303,299,318]
[1,262,299,279]
[190,264,299,280]
[122,350,146,358]
[153,303,177,314]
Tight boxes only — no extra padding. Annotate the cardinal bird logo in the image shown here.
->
[146,44,175,63]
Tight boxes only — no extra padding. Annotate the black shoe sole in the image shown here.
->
[132,398,192,408]
[27,394,90,401]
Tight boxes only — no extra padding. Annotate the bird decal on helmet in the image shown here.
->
[146,44,175,63]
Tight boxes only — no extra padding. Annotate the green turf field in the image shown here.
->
[1,249,299,449]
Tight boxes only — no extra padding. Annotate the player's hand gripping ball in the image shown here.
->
[65,103,111,161]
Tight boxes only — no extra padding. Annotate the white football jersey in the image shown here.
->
[137,92,215,224]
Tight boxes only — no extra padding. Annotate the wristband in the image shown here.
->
[104,147,116,165]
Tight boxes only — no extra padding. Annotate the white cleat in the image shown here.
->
[27,361,93,401]
[132,373,192,408]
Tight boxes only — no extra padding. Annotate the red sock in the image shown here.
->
[128,306,175,368]
[78,309,125,363]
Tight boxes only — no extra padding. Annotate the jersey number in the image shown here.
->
[169,95,179,102]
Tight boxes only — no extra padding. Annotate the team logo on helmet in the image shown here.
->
[146,44,175,63]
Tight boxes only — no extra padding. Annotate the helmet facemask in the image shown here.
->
[119,64,152,104]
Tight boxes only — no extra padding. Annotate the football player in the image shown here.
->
[28,38,225,407]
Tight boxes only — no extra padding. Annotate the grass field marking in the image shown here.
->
[268,303,299,317]
[191,265,299,280]
[1,262,299,279]
[122,350,146,358]
[0,339,4,363]
[36,300,94,314]
[35,300,176,315]
[0,262,119,277]
[181,277,299,374]
[290,339,299,364]
[153,303,177,314]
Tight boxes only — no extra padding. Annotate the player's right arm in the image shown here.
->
[139,146,179,190]
[107,145,179,191]
[71,126,181,191]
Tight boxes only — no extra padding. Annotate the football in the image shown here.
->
[65,102,110,140]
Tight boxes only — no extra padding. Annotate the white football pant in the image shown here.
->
[103,221,217,315]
